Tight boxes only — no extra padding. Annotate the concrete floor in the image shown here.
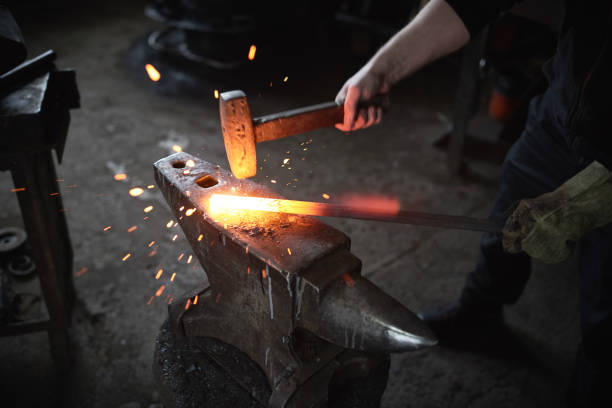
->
[0,2,579,407]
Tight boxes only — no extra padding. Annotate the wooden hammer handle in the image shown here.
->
[253,95,388,143]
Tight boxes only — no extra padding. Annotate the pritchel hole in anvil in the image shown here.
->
[195,174,219,188]
[172,161,185,168]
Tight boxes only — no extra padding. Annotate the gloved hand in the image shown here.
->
[335,65,389,132]
[503,161,612,263]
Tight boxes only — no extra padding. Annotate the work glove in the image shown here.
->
[503,161,612,264]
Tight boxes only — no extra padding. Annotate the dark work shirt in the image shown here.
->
[445,0,612,169]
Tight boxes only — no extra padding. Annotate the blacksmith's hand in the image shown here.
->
[335,65,389,132]
[503,161,612,263]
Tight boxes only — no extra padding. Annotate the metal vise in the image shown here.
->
[154,153,436,407]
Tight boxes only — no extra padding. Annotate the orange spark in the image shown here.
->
[245,246,249,254]
[193,295,198,305]
[197,234,203,242]
[248,44,256,60]
[283,76,288,82]
[178,253,184,261]
[187,255,192,264]
[148,240,155,247]
[155,269,163,279]
[114,173,127,181]
[172,234,178,241]
[270,179,277,184]
[145,64,161,81]
[287,248,292,255]
[144,205,154,213]
[147,185,155,189]
[186,159,195,167]
[147,296,154,305]
[104,226,112,231]
[262,269,267,279]
[185,208,196,216]
[11,187,26,192]
[75,267,87,277]
[129,187,144,197]
[122,253,131,261]
[182,169,190,175]
[127,225,138,233]
[170,272,176,281]
[213,89,219,99]
[322,193,330,199]
[172,144,182,152]
[179,206,185,211]
[148,249,157,257]
[156,285,165,296]
[185,299,191,310]
[166,220,174,228]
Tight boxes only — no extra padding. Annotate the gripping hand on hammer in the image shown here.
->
[503,161,612,263]
[335,0,470,131]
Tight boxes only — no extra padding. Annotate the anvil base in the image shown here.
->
[154,303,390,408]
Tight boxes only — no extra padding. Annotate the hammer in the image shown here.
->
[219,90,387,179]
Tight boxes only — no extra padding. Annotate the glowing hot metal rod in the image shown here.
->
[209,194,504,233]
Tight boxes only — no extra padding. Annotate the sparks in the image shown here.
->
[262,269,267,279]
[156,285,165,297]
[170,272,176,281]
[129,187,144,197]
[103,226,112,231]
[172,234,178,241]
[145,64,161,82]
[114,173,127,181]
[147,185,155,189]
[187,254,193,263]
[178,253,184,261]
[127,225,138,233]
[155,269,163,279]
[75,267,87,277]
[166,220,174,228]
[172,144,182,153]
[186,159,195,167]
[322,193,330,199]
[122,253,131,261]
[213,89,219,99]
[270,179,277,184]
[193,295,198,305]
[144,205,154,213]
[287,248,292,255]
[283,76,288,82]
[197,234,203,242]
[148,240,155,247]
[248,44,256,60]
[185,208,196,216]
[283,158,290,165]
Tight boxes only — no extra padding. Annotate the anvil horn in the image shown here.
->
[296,249,436,353]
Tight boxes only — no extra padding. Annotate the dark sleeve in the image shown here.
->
[445,0,523,36]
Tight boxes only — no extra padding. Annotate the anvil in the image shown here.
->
[153,153,436,407]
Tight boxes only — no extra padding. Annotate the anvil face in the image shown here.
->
[153,153,436,406]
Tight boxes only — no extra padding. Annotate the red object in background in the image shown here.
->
[489,89,520,121]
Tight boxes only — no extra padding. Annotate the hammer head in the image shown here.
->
[219,90,257,179]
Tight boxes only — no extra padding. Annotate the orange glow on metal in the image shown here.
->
[144,205,154,213]
[248,44,256,60]
[209,194,400,219]
[145,64,161,81]
[114,173,127,181]
[129,187,144,197]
